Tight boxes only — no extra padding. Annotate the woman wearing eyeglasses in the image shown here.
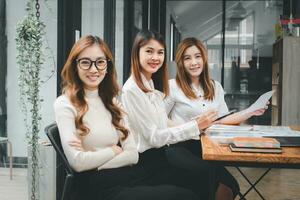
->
[54,35,198,200]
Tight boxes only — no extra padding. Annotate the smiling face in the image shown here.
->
[76,44,107,90]
[139,39,165,80]
[183,45,204,81]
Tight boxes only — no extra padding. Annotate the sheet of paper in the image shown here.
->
[205,125,300,144]
[207,124,253,132]
[247,90,274,112]
[205,131,263,144]
[252,125,291,132]
[252,126,300,136]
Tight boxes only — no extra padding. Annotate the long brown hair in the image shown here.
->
[131,29,169,96]
[175,37,215,100]
[61,35,128,139]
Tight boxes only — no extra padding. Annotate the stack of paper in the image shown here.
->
[205,124,300,144]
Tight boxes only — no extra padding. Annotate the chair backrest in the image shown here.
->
[45,123,74,175]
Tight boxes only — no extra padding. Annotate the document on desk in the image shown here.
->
[252,125,300,136]
[207,124,253,132]
[206,125,260,144]
[205,124,300,144]
[246,90,275,112]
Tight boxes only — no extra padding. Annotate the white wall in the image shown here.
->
[7,0,57,157]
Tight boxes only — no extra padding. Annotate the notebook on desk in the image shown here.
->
[229,143,282,153]
[232,137,280,148]
[263,136,300,147]
[229,137,282,153]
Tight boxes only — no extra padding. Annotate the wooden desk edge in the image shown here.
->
[201,125,300,164]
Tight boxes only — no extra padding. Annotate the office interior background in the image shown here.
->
[0,0,300,199]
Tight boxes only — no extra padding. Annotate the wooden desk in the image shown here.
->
[201,136,300,166]
[201,126,300,200]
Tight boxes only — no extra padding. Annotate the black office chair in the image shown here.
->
[45,123,76,200]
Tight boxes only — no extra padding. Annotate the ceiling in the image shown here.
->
[166,0,282,42]
[167,1,224,34]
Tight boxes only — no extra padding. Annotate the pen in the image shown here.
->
[214,109,237,121]
[191,109,237,121]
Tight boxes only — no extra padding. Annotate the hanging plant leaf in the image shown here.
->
[15,0,45,199]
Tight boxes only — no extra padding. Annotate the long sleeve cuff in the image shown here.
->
[167,120,201,143]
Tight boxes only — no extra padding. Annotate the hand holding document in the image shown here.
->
[191,109,218,130]
[246,90,274,113]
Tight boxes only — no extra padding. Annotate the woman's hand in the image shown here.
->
[252,101,269,116]
[195,109,218,130]
[252,108,266,116]
[68,138,86,152]
[111,145,123,155]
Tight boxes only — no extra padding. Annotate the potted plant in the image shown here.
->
[15,0,45,199]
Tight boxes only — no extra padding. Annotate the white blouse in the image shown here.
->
[121,74,200,153]
[165,79,228,126]
[54,89,138,172]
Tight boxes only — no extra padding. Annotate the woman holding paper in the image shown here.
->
[122,30,236,200]
[165,37,267,126]
[164,37,269,199]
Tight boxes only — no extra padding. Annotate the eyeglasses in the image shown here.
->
[76,58,109,71]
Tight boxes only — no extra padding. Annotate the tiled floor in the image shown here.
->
[1,167,300,200]
[0,167,27,200]
[229,167,300,200]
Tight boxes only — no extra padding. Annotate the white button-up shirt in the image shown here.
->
[121,74,200,153]
[164,79,228,131]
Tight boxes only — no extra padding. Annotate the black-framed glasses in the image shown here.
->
[76,58,109,71]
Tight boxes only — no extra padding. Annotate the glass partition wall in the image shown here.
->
[81,0,104,37]
[223,1,282,124]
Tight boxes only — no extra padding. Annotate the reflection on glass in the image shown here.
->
[134,1,143,30]
[206,34,222,82]
[226,14,254,69]
[224,0,282,125]
[82,0,104,36]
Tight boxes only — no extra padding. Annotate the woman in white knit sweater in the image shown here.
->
[54,35,198,200]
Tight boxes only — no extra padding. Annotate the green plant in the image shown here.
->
[15,0,45,199]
